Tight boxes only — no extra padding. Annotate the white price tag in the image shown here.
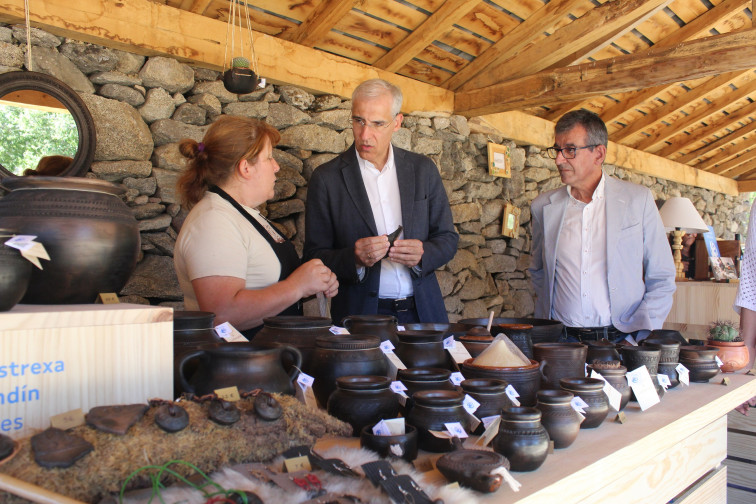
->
[449,372,465,386]
[380,340,396,353]
[214,322,248,342]
[397,325,405,332]
[4,235,37,251]
[390,381,407,393]
[383,417,406,435]
[626,366,660,411]
[329,326,350,335]
[295,372,317,407]
[657,373,671,389]
[715,355,724,368]
[462,394,480,415]
[444,422,468,439]
[592,371,622,411]
[570,396,589,414]
[297,372,314,390]
[676,363,690,386]
[372,420,392,436]
[505,384,521,407]
[481,415,500,429]
[443,336,456,350]
[475,416,501,447]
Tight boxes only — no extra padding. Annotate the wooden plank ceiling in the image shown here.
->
[159,0,756,188]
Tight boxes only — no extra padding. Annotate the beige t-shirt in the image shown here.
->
[174,192,280,310]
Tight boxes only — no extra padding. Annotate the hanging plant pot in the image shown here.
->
[223,58,258,95]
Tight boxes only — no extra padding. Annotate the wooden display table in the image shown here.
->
[663,280,739,341]
[0,303,173,439]
[317,373,756,504]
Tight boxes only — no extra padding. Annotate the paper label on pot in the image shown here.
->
[383,351,406,381]
[390,381,409,405]
[676,364,690,386]
[380,341,395,353]
[590,371,622,411]
[214,322,248,342]
[715,355,724,367]
[4,235,36,251]
[372,420,392,436]
[462,394,480,414]
[383,417,406,435]
[443,336,455,350]
[445,422,468,439]
[96,292,120,304]
[450,372,465,386]
[657,373,671,389]
[570,396,589,414]
[474,416,500,447]
[295,372,317,408]
[505,384,520,407]
[626,366,660,410]
[397,325,405,332]
[447,341,473,364]
[214,386,241,402]
[329,326,349,335]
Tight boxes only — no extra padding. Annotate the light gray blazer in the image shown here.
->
[529,175,676,333]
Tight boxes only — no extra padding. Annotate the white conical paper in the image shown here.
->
[472,333,531,367]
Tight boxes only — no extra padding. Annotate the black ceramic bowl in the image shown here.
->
[681,359,720,383]
[680,345,720,361]
[360,424,418,462]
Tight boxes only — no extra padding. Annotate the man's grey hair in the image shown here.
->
[555,110,608,147]
[352,79,403,117]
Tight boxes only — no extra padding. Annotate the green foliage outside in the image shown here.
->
[0,103,78,175]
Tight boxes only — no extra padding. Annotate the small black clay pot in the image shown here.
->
[536,389,582,449]
[493,406,549,472]
[619,346,660,375]
[223,67,258,94]
[559,377,609,429]
[460,359,541,407]
[460,378,512,434]
[360,424,418,462]
[395,330,448,369]
[327,376,400,436]
[680,359,720,382]
[406,389,470,453]
[642,338,681,364]
[585,339,621,364]
[590,364,631,411]
[657,362,680,389]
[679,345,720,361]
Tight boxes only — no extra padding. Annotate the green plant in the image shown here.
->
[708,320,742,342]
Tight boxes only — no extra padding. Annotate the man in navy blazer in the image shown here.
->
[529,110,676,342]
[304,79,458,325]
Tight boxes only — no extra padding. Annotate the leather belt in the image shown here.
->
[565,325,624,342]
[377,296,415,312]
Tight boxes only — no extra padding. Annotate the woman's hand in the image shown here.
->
[289,259,339,298]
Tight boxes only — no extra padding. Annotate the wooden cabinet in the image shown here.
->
[663,281,738,341]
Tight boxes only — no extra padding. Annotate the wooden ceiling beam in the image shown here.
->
[677,119,756,164]
[737,178,756,192]
[632,79,756,152]
[545,0,752,124]
[454,28,756,117]
[710,148,756,176]
[188,0,212,15]
[278,0,358,47]
[373,0,480,73]
[0,0,453,114]
[656,103,756,158]
[443,0,578,91]
[462,0,671,91]
[611,71,748,143]
[695,135,756,171]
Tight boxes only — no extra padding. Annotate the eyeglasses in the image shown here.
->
[546,145,598,159]
[351,116,395,130]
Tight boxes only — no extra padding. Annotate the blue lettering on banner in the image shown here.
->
[0,417,24,432]
[0,360,64,378]
[0,386,41,405]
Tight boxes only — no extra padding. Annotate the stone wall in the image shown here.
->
[1,26,750,321]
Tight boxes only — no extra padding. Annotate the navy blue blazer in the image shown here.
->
[304,145,458,325]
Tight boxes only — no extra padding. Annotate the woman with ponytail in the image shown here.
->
[174,116,338,337]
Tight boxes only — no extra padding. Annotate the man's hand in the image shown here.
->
[735,396,756,415]
[355,235,390,268]
[388,238,423,268]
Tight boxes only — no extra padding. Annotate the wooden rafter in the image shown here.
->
[454,28,756,117]
[461,0,671,91]
[696,135,756,171]
[278,0,358,47]
[373,0,480,73]
[678,119,756,164]
[716,149,756,176]
[737,178,756,192]
[189,0,212,15]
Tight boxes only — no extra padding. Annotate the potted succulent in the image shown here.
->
[222,57,258,95]
[707,320,750,373]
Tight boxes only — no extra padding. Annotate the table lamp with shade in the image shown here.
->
[658,197,709,280]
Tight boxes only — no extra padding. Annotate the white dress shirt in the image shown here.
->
[356,147,413,299]
[552,174,612,327]
[736,199,756,312]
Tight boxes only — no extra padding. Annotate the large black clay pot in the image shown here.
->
[327,376,400,436]
[395,329,447,369]
[254,316,333,374]
[533,342,588,390]
[178,342,302,396]
[0,229,31,311]
[341,314,398,345]
[459,317,563,345]
[0,177,140,304]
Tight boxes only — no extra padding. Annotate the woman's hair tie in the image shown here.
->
[197,142,205,153]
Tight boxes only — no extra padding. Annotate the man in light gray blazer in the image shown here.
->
[529,110,676,343]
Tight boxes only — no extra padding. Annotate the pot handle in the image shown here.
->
[539,359,549,382]
[342,317,352,331]
[177,349,206,395]
[279,345,303,384]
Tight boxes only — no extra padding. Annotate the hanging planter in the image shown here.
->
[222,2,262,95]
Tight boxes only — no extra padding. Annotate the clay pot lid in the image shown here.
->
[154,404,189,433]
[397,367,451,382]
[336,375,392,390]
[412,389,464,406]
[341,314,397,324]
[464,326,492,339]
[461,358,539,371]
[314,335,381,349]
[559,377,605,391]
[262,316,332,329]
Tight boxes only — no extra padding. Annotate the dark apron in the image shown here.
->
[209,186,302,337]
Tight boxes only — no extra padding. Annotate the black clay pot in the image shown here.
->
[642,338,681,364]
[590,364,631,411]
[459,317,564,345]
[310,335,388,407]
[533,343,588,390]
[327,376,400,436]
[461,378,512,434]
[460,359,541,407]
[0,177,140,304]
[559,377,609,429]
[255,316,333,374]
[406,389,470,453]
[173,311,221,398]
[341,314,398,345]
[498,323,534,359]
[619,346,660,375]
[657,362,680,389]
[585,339,621,364]
[222,67,258,94]
[395,329,447,369]
[536,389,582,449]
[397,367,456,396]
[360,423,418,462]
[0,229,31,311]
[493,406,549,472]
[178,342,302,396]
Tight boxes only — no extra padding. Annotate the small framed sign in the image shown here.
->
[502,203,521,238]
[487,142,511,178]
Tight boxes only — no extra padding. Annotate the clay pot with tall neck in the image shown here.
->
[341,314,398,346]
[394,329,447,369]
[178,342,302,396]
[0,177,140,304]
[254,316,333,373]
[533,342,588,390]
